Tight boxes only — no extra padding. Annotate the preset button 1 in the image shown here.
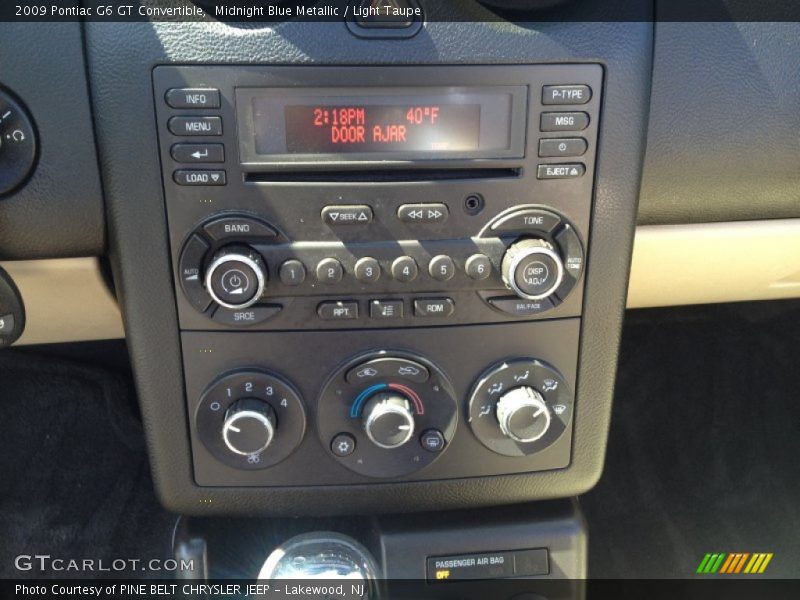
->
[279,260,306,286]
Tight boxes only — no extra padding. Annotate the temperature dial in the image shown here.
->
[501,238,564,301]
[205,244,267,310]
[362,392,415,449]
[222,398,277,456]
[496,387,551,443]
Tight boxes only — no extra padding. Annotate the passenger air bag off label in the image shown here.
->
[426,548,548,581]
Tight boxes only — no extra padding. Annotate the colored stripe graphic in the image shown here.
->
[734,553,749,573]
[699,552,774,575]
[759,553,773,573]
[697,554,713,574]
[719,554,736,574]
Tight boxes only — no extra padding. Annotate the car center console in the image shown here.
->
[152,64,602,488]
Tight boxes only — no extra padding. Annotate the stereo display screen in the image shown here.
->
[283,103,481,153]
[237,86,527,161]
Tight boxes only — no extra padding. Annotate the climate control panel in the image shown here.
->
[317,352,458,478]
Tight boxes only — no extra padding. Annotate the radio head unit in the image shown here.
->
[236,86,528,164]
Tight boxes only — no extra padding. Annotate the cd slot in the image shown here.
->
[244,167,521,184]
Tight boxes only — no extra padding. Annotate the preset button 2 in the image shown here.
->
[316,258,344,284]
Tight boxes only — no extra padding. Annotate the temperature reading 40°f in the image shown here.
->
[406,106,440,124]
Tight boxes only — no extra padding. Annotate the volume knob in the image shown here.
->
[205,244,267,310]
[501,238,564,301]
[496,386,551,443]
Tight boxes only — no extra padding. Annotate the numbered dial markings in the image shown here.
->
[195,370,306,470]
[468,358,573,457]
[317,352,458,479]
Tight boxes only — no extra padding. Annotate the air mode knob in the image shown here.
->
[205,244,267,310]
[362,392,415,449]
[496,386,551,443]
[501,238,564,301]
[222,398,277,456]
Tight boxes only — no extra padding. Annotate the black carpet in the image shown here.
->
[582,301,800,578]
[0,344,175,578]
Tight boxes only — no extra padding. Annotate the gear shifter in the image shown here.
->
[258,532,380,598]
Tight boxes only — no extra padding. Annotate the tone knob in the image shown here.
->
[222,398,277,456]
[362,392,415,449]
[205,244,267,310]
[501,238,564,301]
[496,386,551,443]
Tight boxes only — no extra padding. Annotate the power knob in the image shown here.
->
[501,238,564,301]
[496,386,551,443]
[205,244,267,310]
[222,398,277,456]
[362,392,415,449]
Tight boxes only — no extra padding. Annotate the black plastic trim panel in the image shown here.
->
[85,19,652,516]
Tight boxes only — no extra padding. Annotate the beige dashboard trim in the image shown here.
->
[1,258,124,345]
[628,219,800,308]
[4,219,800,344]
